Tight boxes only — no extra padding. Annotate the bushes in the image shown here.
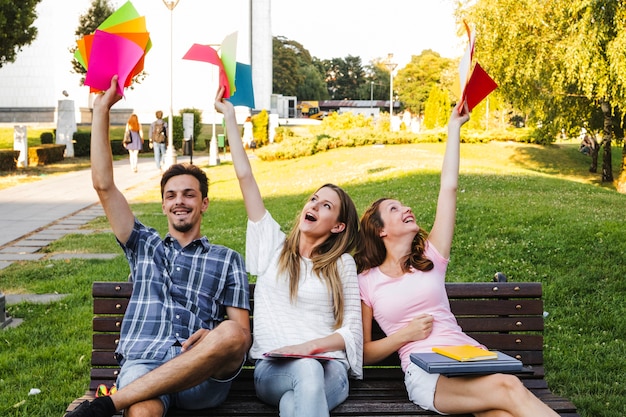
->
[73,131,91,157]
[252,110,269,147]
[40,131,54,144]
[28,144,66,165]
[178,108,203,148]
[255,111,547,161]
[0,150,20,170]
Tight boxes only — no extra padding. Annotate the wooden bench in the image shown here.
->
[66,280,579,416]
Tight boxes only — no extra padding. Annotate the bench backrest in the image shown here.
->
[89,281,544,391]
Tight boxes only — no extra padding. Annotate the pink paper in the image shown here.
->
[182,44,231,98]
[84,30,145,95]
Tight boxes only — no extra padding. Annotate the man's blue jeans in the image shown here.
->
[154,142,166,169]
[254,358,349,417]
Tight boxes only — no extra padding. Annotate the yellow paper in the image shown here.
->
[432,345,497,362]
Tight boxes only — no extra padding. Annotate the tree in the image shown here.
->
[272,36,327,100]
[0,0,42,68]
[355,61,389,101]
[297,62,329,100]
[462,0,626,186]
[394,50,456,115]
[423,85,451,129]
[318,56,367,100]
[69,0,116,86]
[272,36,304,96]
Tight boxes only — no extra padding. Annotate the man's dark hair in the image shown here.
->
[160,163,209,199]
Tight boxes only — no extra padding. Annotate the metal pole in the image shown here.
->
[370,81,373,113]
[208,46,221,166]
[384,53,397,131]
[163,0,180,169]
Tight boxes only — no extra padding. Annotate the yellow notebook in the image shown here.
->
[432,345,498,362]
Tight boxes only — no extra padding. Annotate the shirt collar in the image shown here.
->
[164,234,211,251]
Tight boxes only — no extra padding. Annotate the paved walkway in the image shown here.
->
[0,155,209,271]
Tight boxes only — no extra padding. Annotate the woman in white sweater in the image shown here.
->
[215,87,363,417]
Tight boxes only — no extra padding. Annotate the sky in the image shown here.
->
[10,0,465,121]
[270,0,464,68]
[114,0,464,117]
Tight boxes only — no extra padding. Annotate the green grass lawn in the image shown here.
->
[1,141,625,416]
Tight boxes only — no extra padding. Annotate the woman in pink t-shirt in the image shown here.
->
[354,102,559,417]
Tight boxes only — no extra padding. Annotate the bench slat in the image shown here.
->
[70,281,579,417]
[450,299,543,315]
[444,282,542,298]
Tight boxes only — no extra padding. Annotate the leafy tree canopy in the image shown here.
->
[70,0,115,85]
[461,0,626,134]
[0,0,42,68]
[273,36,321,98]
[318,55,367,100]
[394,50,456,115]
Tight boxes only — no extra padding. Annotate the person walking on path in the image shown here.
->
[66,75,251,417]
[149,110,168,170]
[124,113,144,173]
[242,116,253,148]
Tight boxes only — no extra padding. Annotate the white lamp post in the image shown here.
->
[384,53,397,131]
[207,44,222,166]
[162,0,180,169]
[370,81,374,114]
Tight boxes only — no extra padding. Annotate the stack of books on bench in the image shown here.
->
[410,345,525,377]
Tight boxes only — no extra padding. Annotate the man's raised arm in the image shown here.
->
[91,76,136,245]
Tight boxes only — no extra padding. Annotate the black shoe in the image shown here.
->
[65,396,115,417]
[65,400,92,417]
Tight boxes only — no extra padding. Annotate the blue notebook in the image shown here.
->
[410,351,524,376]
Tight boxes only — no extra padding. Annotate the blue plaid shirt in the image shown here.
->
[116,219,249,361]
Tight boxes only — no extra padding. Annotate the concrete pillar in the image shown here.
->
[57,99,77,157]
[13,125,27,167]
[251,0,272,111]
[0,293,13,329]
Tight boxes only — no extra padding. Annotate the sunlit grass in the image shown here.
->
[0,141,624,416]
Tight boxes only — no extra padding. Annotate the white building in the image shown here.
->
[0,0,272,125]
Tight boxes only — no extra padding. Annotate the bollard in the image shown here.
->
[0,292,13,329]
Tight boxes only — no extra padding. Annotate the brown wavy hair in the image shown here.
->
[277,184,359,329]
[160,163,209,200]
[354,198,433,274]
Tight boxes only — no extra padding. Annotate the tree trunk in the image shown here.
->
[590,134,599,173]
[601,101,613,183]
[616,143,626,193]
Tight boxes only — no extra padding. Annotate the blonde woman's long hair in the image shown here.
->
[277,184,359,329]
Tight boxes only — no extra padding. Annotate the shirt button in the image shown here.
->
[176,333,180,337]
[176,315,180,319]
[176,267,181,271]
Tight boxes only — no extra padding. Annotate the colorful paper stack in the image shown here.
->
[74,0,152,96]
[183,31,255,108]
[458,21,498,112]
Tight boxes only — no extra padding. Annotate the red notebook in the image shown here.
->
[263,352,335,360]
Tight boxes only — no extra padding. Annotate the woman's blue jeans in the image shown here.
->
[254,358,349,417]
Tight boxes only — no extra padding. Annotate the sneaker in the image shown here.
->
[65,400,91,416]
[64,396,115,417]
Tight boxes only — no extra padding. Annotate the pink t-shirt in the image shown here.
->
[359,243,480,371]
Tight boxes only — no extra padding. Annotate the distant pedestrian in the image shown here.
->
[149,110,168,170]
[124,114,143,173]
[242,116,253,148]
[579,133,597,156]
